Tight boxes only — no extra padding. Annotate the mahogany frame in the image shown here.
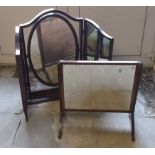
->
[15,8,114,121]
[58,60,142,141]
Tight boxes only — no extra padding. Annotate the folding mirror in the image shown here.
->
[15,8,114,121]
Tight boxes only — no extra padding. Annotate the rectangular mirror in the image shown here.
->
[60,61,141,111]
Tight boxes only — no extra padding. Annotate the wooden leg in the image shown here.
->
[58,112,63,139]
[24,108,28,122]
[22,98,28,122]
[131,113,135,141]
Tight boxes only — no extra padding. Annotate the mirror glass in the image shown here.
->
[100,37,111,58]
[30,17,76,85]
[86,22,98,60]
[63,64,136,110]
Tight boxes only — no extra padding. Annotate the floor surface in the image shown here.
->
[0,66,155,148]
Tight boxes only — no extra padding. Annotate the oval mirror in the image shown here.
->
[28,15,78,86]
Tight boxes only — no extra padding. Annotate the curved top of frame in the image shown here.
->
[85,18,114,40]
[18,8,114,41]
[20,8,83,28]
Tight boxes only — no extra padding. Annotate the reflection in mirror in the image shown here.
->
[30,17,76,85]
[63,64,136,110]
[30,29,55,84]
[86,22,98,60]
[100,37,111,58]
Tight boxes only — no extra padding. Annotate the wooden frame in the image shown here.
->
[15,8,114,121]
[58,60,142,141]
[83,18,114,60]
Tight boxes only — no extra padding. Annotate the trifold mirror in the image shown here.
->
[15,8,114,122]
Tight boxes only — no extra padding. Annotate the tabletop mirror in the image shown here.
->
[15,8,114,121]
